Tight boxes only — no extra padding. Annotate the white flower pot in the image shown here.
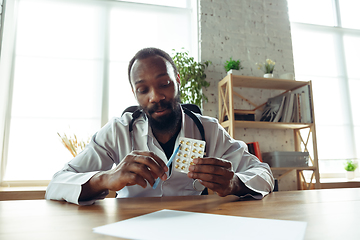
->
[263,73,273,78]
[227,69,242,76]
[346,171,355,180]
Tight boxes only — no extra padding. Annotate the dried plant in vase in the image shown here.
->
[57,132,90,157]
[256,59,276,78]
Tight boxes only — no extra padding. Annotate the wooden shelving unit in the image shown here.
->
[218,74,320,190]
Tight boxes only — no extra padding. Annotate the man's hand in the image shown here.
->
[187,157,246,197]
[103,150,168,190]
[79,151,168,201]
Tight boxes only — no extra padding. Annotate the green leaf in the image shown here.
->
[344,160,357,171]
[172,49,211,107]
[224,57,243,72]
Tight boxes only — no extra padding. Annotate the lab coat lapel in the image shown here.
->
[145,121,168,165]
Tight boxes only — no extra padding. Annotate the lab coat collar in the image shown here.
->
[179,105,187,139]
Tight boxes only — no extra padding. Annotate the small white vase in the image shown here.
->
[263,73,273,78]
[227,69,242,76]
[346,171,355,180]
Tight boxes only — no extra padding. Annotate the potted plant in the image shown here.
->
[172,49,211,107]
[256,59,276,78]
[344,160,357,180]
[224,57,243,75]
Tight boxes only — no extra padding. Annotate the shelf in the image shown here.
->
[219,74,309,90]
[220,120,312,130]
[271,166,316,171]
[218,74,320,190]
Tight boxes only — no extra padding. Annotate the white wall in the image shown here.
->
[199,0,296,152]
[0,0,4,43]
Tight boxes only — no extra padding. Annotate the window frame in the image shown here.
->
[0,0,198,187]
[288,0,360,180]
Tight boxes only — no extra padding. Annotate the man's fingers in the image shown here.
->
[136,151,168,170]
[124,171,148,188]
[188,171,233,185]
[129,151,168,179]
[196,180,218,191]
[186,157,240,197]
[106,151,169,190]
[127,162,159,186]
[149,169,168,181]
[188,157,233,181]
[134,151,168,171]
[194,178,233,197]
[187,157,235,196]
[189,164,231,176]
[192,157,232,169]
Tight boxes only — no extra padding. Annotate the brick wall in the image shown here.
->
[199,0,295,151]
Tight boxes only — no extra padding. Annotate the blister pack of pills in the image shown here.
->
[174,137,206,173]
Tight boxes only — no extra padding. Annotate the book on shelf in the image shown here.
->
[282,93,295,123]
[273,96,286,122]
[223,110,255,121]
[261,84,313,124]
[293,93,301,123]
[300,91,307,122]
[291,85,312,123]
[290,94,295,122]
[260,94,286,122]
[247,142,262,162]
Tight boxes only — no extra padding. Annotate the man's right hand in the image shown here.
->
[79,151,168,201]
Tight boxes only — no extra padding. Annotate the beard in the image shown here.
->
[142,93,182,134]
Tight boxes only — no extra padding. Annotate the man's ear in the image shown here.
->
[176,73,181,84]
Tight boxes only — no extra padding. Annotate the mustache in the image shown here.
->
[147,100,172,115]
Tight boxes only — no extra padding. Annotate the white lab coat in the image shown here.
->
[45,107,274,205]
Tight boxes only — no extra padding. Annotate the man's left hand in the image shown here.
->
[187,157,241,197]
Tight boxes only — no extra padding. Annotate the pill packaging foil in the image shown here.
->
[174,137,206,174]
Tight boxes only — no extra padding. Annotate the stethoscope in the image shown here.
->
[128,109,206,192]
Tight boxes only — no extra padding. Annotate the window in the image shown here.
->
[288,0,360,179]
[0,0,197,183]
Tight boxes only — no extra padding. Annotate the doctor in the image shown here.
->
[45,47,274,205]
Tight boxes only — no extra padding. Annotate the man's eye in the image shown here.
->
[161,81,170,88]
[137,87,147,94]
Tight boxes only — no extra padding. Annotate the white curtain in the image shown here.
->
[0,0,18,183]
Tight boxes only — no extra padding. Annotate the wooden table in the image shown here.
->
[1,188,360,240]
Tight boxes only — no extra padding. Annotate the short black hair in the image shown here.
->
[128,47,178,85]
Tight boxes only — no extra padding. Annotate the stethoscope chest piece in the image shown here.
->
[193,179,205,191]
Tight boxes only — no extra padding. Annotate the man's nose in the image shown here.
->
[149,88,165,103]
